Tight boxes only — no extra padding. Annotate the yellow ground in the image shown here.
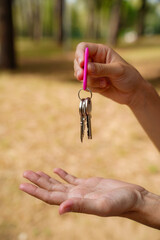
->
[0,37,160,240]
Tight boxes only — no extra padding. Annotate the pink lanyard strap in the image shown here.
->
[83,47,89,90]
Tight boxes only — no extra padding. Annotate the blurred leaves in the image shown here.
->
[13,0,160,44]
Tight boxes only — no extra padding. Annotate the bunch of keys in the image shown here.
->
[78,47,93,142]
[78,89,92,142]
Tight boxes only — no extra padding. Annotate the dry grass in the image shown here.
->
[0,38,160,240]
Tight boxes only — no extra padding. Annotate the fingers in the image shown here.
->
[75,42,98,67]
[23,170,66,192]
[74,57,110,89]
[36,171,62,185]
[88,62,124,78]
[75,42,108,66]
[74,59,83,80]
[87,77,110,89]
[59,197,110,216]
[19,183,67,205]
[54,168,82,185]
[74,61,124,80]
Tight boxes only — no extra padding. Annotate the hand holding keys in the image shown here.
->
[78,47,93,143]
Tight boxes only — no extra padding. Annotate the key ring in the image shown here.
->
[78,88,92,100]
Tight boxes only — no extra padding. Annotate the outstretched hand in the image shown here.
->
[20,168,146,217]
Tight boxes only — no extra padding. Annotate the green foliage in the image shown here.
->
[42,0,54,37]
[145,3,160,34]
[13,0,160,42]
[121,0,138,30]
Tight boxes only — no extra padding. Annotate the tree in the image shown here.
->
[0,0,16,69]
[137,0,147,37]
[55,0,65,45]
[87,0,96,39]
[31,0,42,40]
[108,0,123,46]
[25,0,42,40]
[95,0,103,40]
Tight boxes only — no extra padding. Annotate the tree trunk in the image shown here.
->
[32,0,42,40]
[87,0,96,39]
[108,0,122,46]
[26,0,42,40]
[137,0,147,37]
[0,0,16,69]
[56,0,65,45]
[95,10,101,40]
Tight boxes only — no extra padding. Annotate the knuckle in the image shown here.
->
[105,45,112,52]
[36,176,43,184]
[48,177,53,183]
[72,200,84,213]
[77,42,85,49]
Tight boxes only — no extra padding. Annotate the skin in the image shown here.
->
[20,168,160,229]
[74,42,144,105]
[74,42,160,150]
[20,168,146,216]
[20,42,160,229]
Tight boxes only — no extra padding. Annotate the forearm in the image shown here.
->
[129,80,160,151]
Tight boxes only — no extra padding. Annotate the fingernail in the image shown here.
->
[19,184,24,190]
[100,80,107,88]
[23,171,27,178]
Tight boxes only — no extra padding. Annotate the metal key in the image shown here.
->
[84,97,92,139]
[79,99,86,142]
[78,88,93,142]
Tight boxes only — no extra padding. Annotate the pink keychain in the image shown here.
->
[83,47,89,90]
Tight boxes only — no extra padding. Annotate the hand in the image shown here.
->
[20,168,146,217]
[74,42,146,106]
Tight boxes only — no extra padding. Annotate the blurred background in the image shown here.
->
[0,0,160,239]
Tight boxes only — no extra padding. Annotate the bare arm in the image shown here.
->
[129,80,160,150]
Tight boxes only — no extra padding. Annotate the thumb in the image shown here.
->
[59,197,109,216]
[88,62,124,78]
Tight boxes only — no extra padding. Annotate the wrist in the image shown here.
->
[137,191,160,229]
[128,78,155,111]
[124,189,160,229]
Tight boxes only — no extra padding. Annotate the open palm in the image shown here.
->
[20,168,145,216]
